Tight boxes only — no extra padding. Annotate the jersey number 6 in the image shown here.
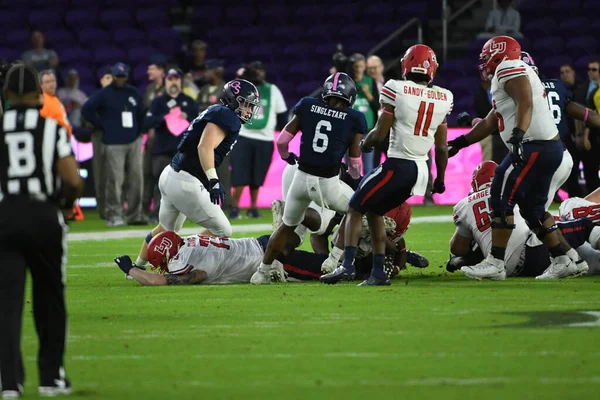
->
[312,120,331,153]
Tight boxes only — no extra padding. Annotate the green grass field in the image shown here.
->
[17,206,600,399]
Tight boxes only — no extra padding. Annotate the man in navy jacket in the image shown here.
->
[144,68,198,221]
[82,62,146,226]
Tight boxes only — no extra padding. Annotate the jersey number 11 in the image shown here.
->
[414,102,435,137]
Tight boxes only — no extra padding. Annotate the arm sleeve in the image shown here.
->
[379,80,397,107]
[81,91,103,127]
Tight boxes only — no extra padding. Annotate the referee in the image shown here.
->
[0,63,83,398]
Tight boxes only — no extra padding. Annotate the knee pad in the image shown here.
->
[490,210,516,229]
[527,212,558,240]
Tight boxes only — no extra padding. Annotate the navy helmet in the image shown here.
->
[322,72,357,107]
[520,51,538,74]
[220,79,260,124]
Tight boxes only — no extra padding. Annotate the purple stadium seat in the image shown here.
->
[307,24,341,41]
[79,83,97,96]
[522,17,555,36]
[205,26,231,42]
[100,9,133,30]
[92,47,128,65]
[283,44,316,60]
[582,1,600,12]
[315,43,336,57]
[136,9,170,30]
[217,44,245,59]
[133,63,148,85]
[0,49,20,62]
[239,25,270,38]
[103,0,137,8]
[565,37,598,55]
[43,30,76,49]
[396,2,428,19]
[271,26,303,41]
[224,6,257,25]
[60,48,93,65]
[128,46,159,65]
[148,28,181,57]
[325,3,360,23]
[532,36,565,56]
[590,20,600,31]
[31,0,70,8]
[5,30,30,49]
[77,28,111,47]
[294,6,326,24]
[363,3,396,21]
[65,10,101,29]
[0,11,26,31]
[549,0,581,16]
[559,17,590,33]
[296,81,321,96]
[192,6,223,31]
[373,23,398,37]
[249,43,279,59]
[339,24,370,41]
[540,55,573,75]
[112,28,147,46]
[449,77,480,94]
[258,6,291,24]
[29,11,64,30]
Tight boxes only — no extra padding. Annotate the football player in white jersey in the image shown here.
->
[450,161,600,276]
[447,35,587,280]
[114,231,337,285]
[320,44,453,286]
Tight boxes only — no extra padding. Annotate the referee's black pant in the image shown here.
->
[0,198,69,392]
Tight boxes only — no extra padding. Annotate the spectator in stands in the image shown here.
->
[182,72,200,100]
[82,62,145,227]
[39,70,72,136]
[367,55,385,92]
[230,61,288,219]
[196,59,230,211]
[144,68,198,222]
[560,63,585,197]
[184,40,208,89]
[473,80,494,162]
[142,60,166,219]
[349,53,379,173]
[86,68,113,220]
[21,30,59,71]
[57,69,87,128]
[478,0,523,39]
[579,60,600,193]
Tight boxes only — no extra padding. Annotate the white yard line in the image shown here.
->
[67,215,452,242]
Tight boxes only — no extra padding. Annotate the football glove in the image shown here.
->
[447,135,469,157]
[209,179,226,205]
[282,152,298,165]
[360,138,373,153]
[115,255,134,274]
[432,178,445,194]
[456,112,473,127]
[507,127,525,166]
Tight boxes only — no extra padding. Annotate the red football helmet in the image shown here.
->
[478,35,521,81]
[401,44,439,83]
[147,231,184,272]
[471,161,498,192]
[385,203,412,240]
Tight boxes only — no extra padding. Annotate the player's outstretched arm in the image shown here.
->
[362,104,394,148]
[566,102,600,129]
[448,109,498,156]
[504,76,533,134]
[128,268,207,286]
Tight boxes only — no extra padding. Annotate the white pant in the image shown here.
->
[546,150,573,210]
[282,167,353,227]
[158,165,232,236]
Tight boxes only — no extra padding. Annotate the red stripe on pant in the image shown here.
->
[360,170,394,206]
[283,264,321,278]
[508,152,539,204]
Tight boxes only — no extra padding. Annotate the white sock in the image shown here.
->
[330,247,343,262]
[260,262,272,271]
[136,257,149,268]
[566,248,580,262]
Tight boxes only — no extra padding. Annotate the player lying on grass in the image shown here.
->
[115,232,332,285]
[448,161,598,277]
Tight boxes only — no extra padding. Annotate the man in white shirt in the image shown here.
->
[478,0,523,40]
[229,61,288,219]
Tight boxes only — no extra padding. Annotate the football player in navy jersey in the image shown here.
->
[119,79,260,273]
[250,72,368,284]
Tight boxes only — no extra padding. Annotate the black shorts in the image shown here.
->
[230,136,273,187]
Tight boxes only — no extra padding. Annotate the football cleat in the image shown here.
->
[535,255,587,280]
[271,200,284,232]
[357,275,391,286]
[269,261,287,282]
[319,266,355,285]
[39,377,72,397]
[407,250,429,268]
[461,254,506,281]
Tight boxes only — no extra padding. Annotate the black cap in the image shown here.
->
[3,63,41,96]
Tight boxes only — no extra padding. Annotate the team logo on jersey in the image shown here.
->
[155,237,173,255]
[128,96,137,107]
